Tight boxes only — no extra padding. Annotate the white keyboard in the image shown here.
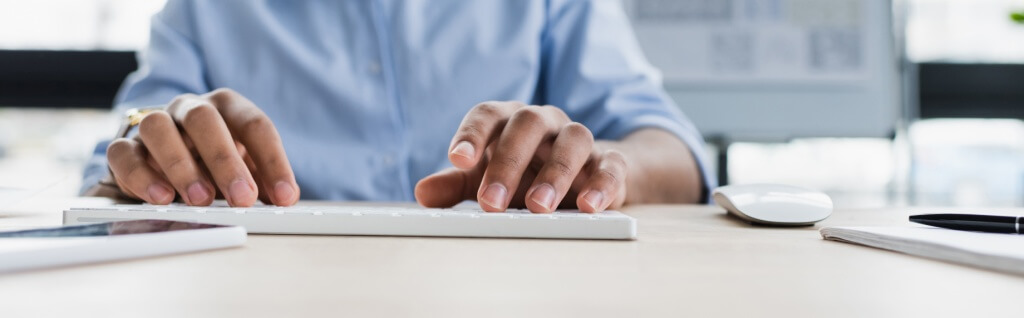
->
[63,203,637,240]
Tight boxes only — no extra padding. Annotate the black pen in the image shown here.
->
[910,214,1022,234]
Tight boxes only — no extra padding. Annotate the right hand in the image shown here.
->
[105,88,299,207]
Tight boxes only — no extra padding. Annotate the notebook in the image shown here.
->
[820,226,1024,276]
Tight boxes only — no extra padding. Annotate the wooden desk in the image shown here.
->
[1,197,1022,317]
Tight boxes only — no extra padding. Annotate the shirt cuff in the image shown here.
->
[80,140,112,196]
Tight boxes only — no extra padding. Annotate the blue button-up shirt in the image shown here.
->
[84,0,716,202]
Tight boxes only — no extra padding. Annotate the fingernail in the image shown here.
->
[229,179,255,204]
[480,183,508,210]
[531,183,556,211]
[274,181,295,205]
[147,184,174,204]
[583,190,605,210]
[451,141,475,159]
[186,182,209,204]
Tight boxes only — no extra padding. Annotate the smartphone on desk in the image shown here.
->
[0,220,246,273]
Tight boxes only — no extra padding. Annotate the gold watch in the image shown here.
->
[115,107,164,138]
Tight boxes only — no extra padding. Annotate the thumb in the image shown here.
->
[415,167,478,208]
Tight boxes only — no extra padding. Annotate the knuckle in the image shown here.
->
[542,105,569,121]
[169,96,187,107]
[181,103,219,129]
[457,123,482,135]
[206,88,243,107]
[165,94,195,113]
[456,123,484,139]
[595,168,622,186]
[240,113,273,135]
[495,154,527,171]
[508,100,528,108]
[208,87,239,100]
[261,155,284,170]
[561,122,593,141]
[137,111,172,135]
[123,163,149,182]
[472,102,503,118]
[600,149,629,176]
[168,94,197,106]
[164,155,192,173]
[603,149,628,165]
[208,149,236,166]
[106,144,147,181]
[106,139,136,159]
[547,158,576,178]
[510,107,547,129]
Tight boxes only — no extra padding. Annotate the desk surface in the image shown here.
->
[1,197,1023,318]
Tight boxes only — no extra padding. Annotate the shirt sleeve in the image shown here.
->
[80,0,209,195]
[538,0,717,202]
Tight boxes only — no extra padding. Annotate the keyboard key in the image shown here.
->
[64,201,637,240]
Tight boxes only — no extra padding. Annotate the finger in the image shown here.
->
[448,101,523,170]
[178,132,223,199]
[416,154,487,207]
[107,138,176,205]
[476,106,563,212]
[577,150,629,213]
[524,123,593,213]
[167,94,258,207]
[206,89,299,206]
[415,169,467,208]
[504,166,540,210]
[137,110,216,206]
[238,142,274,205]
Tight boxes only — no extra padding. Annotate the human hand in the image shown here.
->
[415,101,628,213]
[105,88,299,207]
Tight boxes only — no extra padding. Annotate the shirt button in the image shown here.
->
[369,61,381,74]
[380,155,394,165]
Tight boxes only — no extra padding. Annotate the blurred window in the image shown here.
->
[0,0,166,50]
[1,0,1020,60]
[906,0,1024,63]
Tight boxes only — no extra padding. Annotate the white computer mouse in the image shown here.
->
[712,183,833,226]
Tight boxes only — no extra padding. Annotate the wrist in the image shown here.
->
[599,128,703,204]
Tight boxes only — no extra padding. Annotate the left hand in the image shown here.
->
[415,101,628,213]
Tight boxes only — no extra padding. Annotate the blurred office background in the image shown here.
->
[0,0,1022,208]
